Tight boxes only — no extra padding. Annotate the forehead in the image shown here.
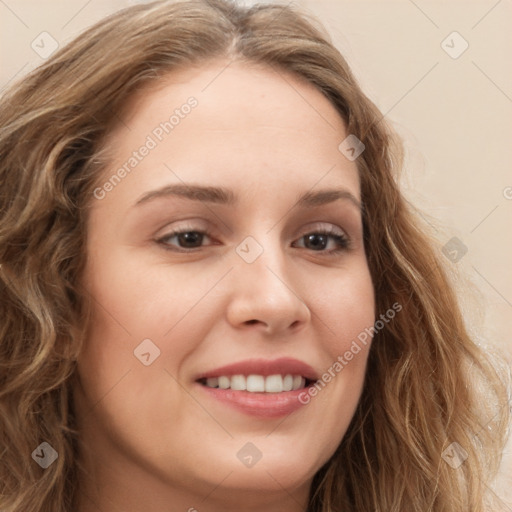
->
[95,59,360,209]
[115,59,346,132]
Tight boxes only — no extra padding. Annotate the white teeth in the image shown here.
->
[283,374,294,391]
[246,375,265,392]
[203,373,309,392]
[230,374,246,391]
[293,375,304,391]
[265,374,283,393]
[218,376,230,389]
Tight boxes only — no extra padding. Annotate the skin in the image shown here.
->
[74,59,375,512]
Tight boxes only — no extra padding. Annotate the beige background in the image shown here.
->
[1,0,511,505]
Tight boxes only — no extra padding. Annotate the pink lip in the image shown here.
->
[195,357,319,381]
[197,385,311,418]
[194,357,318,418]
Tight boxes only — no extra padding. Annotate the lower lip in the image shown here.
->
[197,383,310,418]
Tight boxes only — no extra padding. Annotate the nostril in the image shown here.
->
[245,319,259,325]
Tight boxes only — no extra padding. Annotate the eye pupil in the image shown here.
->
[178,232,203,247]
[305,234,327,250]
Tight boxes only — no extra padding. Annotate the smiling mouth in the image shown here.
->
[196,374,315,393]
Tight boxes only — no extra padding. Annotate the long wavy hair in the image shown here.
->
[0,1,509,510]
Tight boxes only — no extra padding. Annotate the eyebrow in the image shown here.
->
[134,183,362,210]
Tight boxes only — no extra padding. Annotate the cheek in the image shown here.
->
[75,249,210,442]
[78,246,225,400]
[300,261,375,408]
[315,262,375,354]
[83,243,217,339]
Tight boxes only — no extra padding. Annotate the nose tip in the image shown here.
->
[226,262,311,335]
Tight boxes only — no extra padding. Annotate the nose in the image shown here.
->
[225,242,311,336]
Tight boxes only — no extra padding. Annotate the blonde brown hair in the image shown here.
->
[0,1,509,510]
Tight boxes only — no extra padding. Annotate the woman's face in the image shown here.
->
[75,59,375,511]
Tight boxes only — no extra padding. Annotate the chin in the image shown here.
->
[195,438,329,492]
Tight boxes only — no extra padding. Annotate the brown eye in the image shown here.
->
[157,229,214,251]
[293,229,350,254]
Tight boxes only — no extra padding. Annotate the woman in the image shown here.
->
[0,0,509,511]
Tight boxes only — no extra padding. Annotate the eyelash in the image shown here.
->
[156,226,350,256]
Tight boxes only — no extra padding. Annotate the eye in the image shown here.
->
[292,227,350,255]
[157,227,215,251]
[156,225,350,255]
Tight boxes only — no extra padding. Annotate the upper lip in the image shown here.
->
[195,357,319,382]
